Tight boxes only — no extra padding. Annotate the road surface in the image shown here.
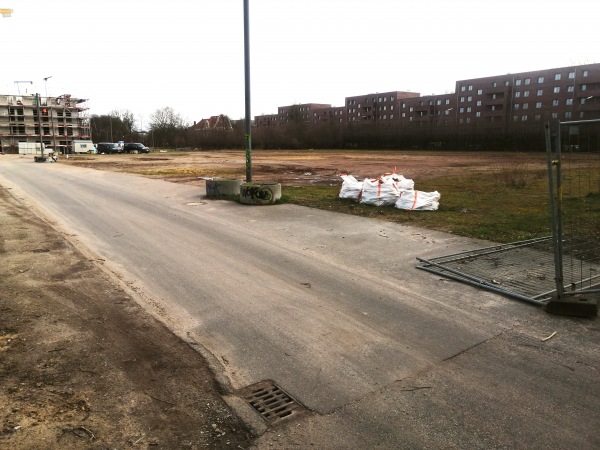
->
[1,156,598,448]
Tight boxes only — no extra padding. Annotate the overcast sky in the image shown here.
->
[1,0,597,130]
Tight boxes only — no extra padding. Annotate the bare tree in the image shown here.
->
[149,107,188,148]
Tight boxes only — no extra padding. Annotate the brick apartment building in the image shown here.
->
[0,93,91,153]
[254,63,600,147]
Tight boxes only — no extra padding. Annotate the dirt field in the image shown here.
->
[59,149,546,187]
[0,149,548,449]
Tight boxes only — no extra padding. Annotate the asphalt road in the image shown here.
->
[1,156,598,448]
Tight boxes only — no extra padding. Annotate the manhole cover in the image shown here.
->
[238,380,307,425]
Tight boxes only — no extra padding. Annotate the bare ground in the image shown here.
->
[0,149,549,449]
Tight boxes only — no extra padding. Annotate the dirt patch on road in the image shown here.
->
[0,186,253,449]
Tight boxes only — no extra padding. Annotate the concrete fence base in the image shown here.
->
[239,182,282,205]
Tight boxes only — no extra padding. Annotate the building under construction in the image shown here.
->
[0,93,91,153]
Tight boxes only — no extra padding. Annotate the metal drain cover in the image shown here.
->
[239,380,307,425]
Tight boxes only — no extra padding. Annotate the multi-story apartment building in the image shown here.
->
[0,93,91,153]
[254,63,600,147]
[345,91,420,124]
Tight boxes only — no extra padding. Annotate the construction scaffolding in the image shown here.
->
[0,93,91,154]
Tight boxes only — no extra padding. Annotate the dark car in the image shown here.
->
[97,142,123,154]
[124,143,150,154]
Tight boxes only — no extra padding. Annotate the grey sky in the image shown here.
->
[1,0,597,129]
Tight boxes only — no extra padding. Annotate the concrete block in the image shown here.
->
[544,293,598,318]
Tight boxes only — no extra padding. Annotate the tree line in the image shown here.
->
[90,106,567,151]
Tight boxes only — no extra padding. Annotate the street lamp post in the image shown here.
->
[243,0,252,182]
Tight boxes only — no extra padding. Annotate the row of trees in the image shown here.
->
[90,107,557,151]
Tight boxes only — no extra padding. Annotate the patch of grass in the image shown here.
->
[281,169,555,243]
[136,167,239,177]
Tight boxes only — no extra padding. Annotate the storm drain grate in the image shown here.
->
[239,380,307,425]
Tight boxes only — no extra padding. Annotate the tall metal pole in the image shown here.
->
[244,0,252,182]
[35,93,44,158]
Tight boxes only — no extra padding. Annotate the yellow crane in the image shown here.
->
[1,8,13,17]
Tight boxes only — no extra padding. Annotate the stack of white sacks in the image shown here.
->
[339,172,440,211]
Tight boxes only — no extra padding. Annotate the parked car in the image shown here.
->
[97,142,123,154]
[124,143,150,154]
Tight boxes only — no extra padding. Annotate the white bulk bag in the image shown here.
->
[395,190,440,211]
[382,173,414,191]
[360,177,400,206]
[339,174,363,201]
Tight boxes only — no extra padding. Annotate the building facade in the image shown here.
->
[254,63,600,147]
[0,93,91,153]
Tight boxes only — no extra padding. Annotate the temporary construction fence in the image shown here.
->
[545,119,600,300]
[339,172,440,211]
[417,119,600,308]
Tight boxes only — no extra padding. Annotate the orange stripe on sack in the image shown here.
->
[410,191,418,210]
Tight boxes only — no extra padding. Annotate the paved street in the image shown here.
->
[1,156,598,449]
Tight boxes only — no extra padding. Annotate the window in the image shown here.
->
[525,78,531,85]
[523,103,529,110]
[476,111,481,117]
[513,115,519,122]
[492,82,497,87]
[460,97,465,102]
[582,84,587,91]
[461,86,466,92]
[567,85,574,92]
[568,71,575,79]
[522,115,528,121]
[467,107,472,112]
[477,89,483,95]
[536,102,542,109]
[537,89,543,96]
[565,111,572,119]
[468,85,473,91]
[554,87,560,93]
[566,98,573,106]
[390,115,393,120]
[515,91,521,98]
[516,79,522,86]
[535,114,542,121]
[477,100,482,106]
[505,81,510,87]
[401,112,406,118]
[583,70,589,77]
[459,107,464,113]
[467,96,472,102]
[538,76,544,83]
[552,99,559,106]
[524,91,530,97]
[555,73,561,81]
[514,104,520,110]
